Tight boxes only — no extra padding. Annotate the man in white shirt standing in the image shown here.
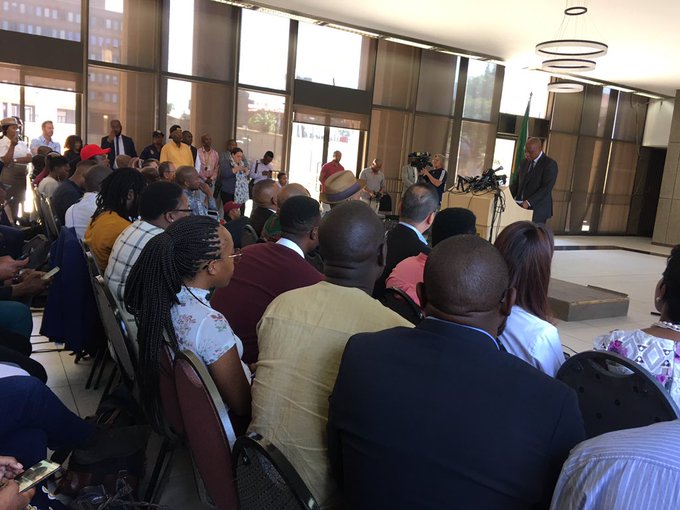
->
[0,117,33,219]
[30,120,61,155]
[64,165,112,239]
[249,151,274,185]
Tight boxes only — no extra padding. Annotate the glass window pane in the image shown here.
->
[491,138,515,182]
[88,67,155,147]
[598,141,638,232]
[500,68,550,118]
[239,10,289,90]
[463,60,496,121]
[546,132,578,232]
[457,121,494,177]
[295,23,370,90]
[569,136,611,232]
[327,127,362,175]
[580,86,616,138]
[0,83,22,124]
[165,78,234,154]
[613,93,647,142]
[368,108,412,185]
[236,90,286,171]
[412,114,451,158]
[373,40,419,109]
[416,51,458,115]
[24,88,77,151]
[289,123,325,200]
[1,0,81,41]
[166,0,235,81]
[89,0,158,68]
[550,89,584,133]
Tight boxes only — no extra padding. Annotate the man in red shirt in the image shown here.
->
[319,151,344,192]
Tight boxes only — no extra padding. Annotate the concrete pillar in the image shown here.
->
[653,89,680,245]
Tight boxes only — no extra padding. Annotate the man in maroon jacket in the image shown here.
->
[211,195,324,364]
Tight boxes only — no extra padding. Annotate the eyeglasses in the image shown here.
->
[172,208,193,214]
[227,249,243,263]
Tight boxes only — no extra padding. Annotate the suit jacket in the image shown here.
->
[509,153,558,224]
[100,134,137,166]
[373,223,430,298]
[328,318,585,510]
[249,206,275,238]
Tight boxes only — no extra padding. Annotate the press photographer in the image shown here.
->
[419,153,448,206]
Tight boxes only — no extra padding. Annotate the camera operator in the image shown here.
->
[420,153,448,206]
[359,158,386,212]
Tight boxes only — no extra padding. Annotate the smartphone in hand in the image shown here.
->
[15,460,61,493]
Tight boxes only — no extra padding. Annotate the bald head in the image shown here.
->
[277,183,310,208]
[319,201,384,268]
[525,137,543,161]
[424,235,509,316]
[73,159,97,179]
[84,165,112,193]
[253,179,279,208]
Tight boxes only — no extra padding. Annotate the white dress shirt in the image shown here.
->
[499,305,564,377]
[65,192,98,240]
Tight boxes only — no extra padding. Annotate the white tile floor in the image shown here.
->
[28,234,671,508]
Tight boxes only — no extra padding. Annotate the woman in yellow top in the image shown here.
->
[84,168,147,271]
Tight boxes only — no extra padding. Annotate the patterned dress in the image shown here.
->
[234,169,249,204]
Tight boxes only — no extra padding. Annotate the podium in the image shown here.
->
[441,186,532,242]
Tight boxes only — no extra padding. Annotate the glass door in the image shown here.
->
[289,122,364,201]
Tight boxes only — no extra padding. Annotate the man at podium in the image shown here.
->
[509,137,558,224]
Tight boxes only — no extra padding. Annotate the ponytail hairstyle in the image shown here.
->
[494,221,554,322]
[92,168,147,222]
[124,215,222,429]
[662,245,680,324]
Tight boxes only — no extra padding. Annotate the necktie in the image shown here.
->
[528,160,535,173]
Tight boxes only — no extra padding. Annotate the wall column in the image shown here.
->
[653,89,680,245]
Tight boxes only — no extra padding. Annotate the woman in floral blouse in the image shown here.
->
[594,245,680,407]
[125,215,251,428]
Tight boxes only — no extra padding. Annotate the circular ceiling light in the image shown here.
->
[565,6,588,15]
[536,39,608,59]
[548,82,584,93]
[541,58,596,72]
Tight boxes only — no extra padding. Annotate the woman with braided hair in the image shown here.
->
[124,215,251,427]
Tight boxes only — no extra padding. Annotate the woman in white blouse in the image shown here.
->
[495,221,564,376]
[125,215,251,425]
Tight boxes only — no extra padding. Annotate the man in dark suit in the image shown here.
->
[244,179,279,245]
[100,119,137,168]
[329,235,585,510]
[372,183,437,298]
[510,137,558,224]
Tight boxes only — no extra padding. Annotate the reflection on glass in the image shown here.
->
[457,121,492,177]
[167,0,195,76]
[0,0,82,41]
[166,79,192,128]
[416,52,458,115]
[295,23,368,90]
[87,67,155,146]
[89,0,158,68]
[239,10,289,90]
[236,90,286,171]
[24,88,77,151]
[463,60,496,121]
[327,127,361,174]
[500,68,550,118]
[289,123,325,200]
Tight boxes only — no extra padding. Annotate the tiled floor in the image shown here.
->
[28,234,671,508]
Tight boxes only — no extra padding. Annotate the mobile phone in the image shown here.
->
[41,266,60,280]
[15,460,61,493]
[207,210,219,219]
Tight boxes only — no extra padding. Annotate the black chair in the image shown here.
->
[381,287,424,325]
[33,188,60,241]
[378,193,393,213]
[556,350,680,439]
[233,432,321,510]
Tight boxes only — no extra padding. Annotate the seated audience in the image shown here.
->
[65,164,111,240]
[328,234,585,509]
[80,144,111,167]
[115,154,132,169]
[250,201,413,507]
[29,153,46,182]
[212,195,324,365]
[106,181,191,303]
[143,158,159,170]
[158,161,176,182]
[140,166,160,184]
[260,183,310,242]
[124,216,251,429]
[63,134,83,174]
[37,153,70,198]
[51,159,97,224]
[247,179,279,240]
[373,183,438,298]
[386,207,476,306]
[550,420,680,509]
[319,170,364,209]
[496,221,564,377]
[175,165,216,216]
[277,171,288,187]
[595,244,680,407]
[84,168,146,270]
[223,201,249,249]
